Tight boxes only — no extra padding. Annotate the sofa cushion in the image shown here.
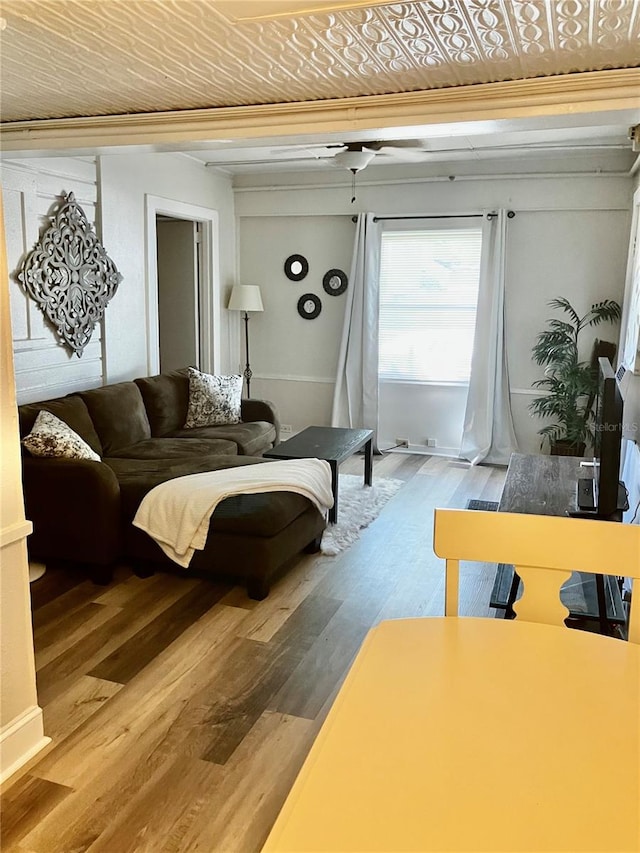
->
[108,454,311,538]
[184,369,242,428]
[207,491,312,537]
[18,395,102,455]
[108,454,267,521]
[169,422,276,456]
[80,382,151,455]
[134,369,189,437]
[22,410,102,462]
[108,437,238,460]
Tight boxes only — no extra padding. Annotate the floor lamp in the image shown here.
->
[228,284,264,398]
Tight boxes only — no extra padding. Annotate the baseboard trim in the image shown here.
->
[380,442,461,458]
[0,705,51,784]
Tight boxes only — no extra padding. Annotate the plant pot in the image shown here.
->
[550,440,586,457]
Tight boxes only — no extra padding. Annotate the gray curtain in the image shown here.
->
[331,213,382,447]
[460,210,518,465]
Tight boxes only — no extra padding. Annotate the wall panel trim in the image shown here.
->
[0,520,33,549]
[255,373,334,384]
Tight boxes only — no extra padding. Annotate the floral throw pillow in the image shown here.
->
[184,368,243,428]
[22,410,101,461]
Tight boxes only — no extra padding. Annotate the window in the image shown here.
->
[379,226,482,383]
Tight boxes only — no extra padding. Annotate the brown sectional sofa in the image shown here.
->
[19,368,326,598]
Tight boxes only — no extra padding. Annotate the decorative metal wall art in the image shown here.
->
[16,191,122,357]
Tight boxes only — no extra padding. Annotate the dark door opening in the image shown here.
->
[156,216,202,372]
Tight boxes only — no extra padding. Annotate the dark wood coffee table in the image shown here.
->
[263,426,373,523]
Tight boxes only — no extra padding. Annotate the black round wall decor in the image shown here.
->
[297,293,322,320]
[284,254,309,281]
[322,268,348,296]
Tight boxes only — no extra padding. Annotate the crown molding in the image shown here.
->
[1,69,638,156]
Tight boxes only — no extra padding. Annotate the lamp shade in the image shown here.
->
[228,284,264,312]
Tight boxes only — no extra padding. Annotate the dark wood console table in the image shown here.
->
[494,453,626,635]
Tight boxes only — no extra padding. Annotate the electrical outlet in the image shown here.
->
[426,438,437,448]
[281,424,293,435]
[395,437,409,448]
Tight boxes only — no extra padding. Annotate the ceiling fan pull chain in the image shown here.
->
[351,169,356,204]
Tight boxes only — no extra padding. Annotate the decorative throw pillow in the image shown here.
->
[184,368,243,428]
[22,410,101,461]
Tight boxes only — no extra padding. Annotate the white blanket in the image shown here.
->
[132,458,334,568]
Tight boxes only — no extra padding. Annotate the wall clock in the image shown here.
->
[284,254,309,281]
[297,293,321,319]
[323,268,348,296]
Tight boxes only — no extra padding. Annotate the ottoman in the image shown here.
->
[109,455,326,599]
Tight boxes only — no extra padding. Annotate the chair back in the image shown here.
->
[433,509,640,643]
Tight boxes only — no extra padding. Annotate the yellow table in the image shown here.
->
[263,618,640,852]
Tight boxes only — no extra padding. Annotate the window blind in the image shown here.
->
[379,228,483,383]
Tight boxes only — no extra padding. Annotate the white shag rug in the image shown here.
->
[320,474,403,556]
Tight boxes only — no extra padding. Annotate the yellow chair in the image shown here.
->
[433,509,640,643]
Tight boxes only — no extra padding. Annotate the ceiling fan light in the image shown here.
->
[333,149,376,172]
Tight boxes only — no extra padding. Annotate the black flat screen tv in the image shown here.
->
[576,357,627,517]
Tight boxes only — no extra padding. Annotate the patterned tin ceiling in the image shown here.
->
[1,0,639,124]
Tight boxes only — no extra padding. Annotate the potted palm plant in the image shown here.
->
[529,297,621,455]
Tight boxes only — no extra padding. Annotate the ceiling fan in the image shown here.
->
[266,139,427,202]
[205,138,430,171]
[318,140,429,202]
[326,140,430,172]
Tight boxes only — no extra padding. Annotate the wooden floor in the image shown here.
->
[2,453,505,853]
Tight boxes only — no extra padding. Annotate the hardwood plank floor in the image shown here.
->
[1,454,505,853]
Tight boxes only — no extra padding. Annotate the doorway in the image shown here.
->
[156,215,202,372]
[145,196,220,377]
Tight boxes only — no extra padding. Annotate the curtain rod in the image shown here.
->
[351,211,516,223]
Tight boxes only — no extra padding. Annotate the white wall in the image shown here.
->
[239,214,354,430]
[620,177,640,524]
[4,153,236,399]
[379,382,468,455]
[99,154,236,381]
[506,207,630,453]
[2,158,103,403]
[237,170,631,454]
